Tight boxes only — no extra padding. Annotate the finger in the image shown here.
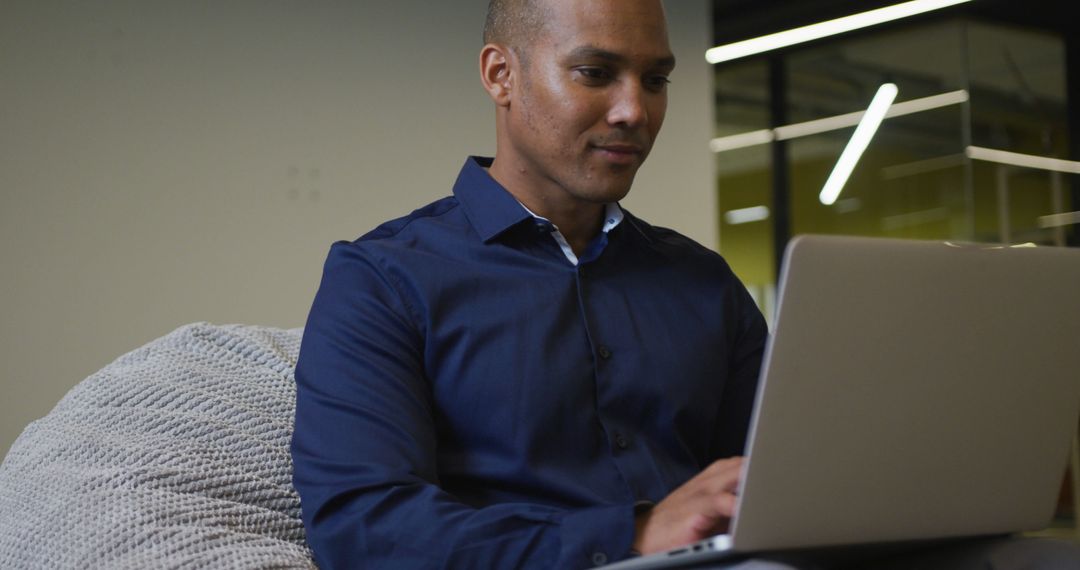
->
[694,488,738,522]
[720,469,742,493]
[688,511,722,536]
[714,490,738,518]
[699,466,743,496]
[704,456,743,475]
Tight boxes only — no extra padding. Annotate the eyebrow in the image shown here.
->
[565,46,677,70]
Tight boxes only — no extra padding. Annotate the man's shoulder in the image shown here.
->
[353,195,464,245]
[622,210,730,267]
[318,196,469,297]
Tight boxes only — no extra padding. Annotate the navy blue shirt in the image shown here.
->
[292,157,768,569]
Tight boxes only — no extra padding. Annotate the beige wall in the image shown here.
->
[0,0,714,455]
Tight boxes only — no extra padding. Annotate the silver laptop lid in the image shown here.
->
[731,235,1080,551]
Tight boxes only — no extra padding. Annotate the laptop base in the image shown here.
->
[602,534,1015,570]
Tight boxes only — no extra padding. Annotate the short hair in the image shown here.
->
[483,0,550,56]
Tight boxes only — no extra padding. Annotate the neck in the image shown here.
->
[487,160,606,257]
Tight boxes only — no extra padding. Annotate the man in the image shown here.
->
[292,0,766,567]
[292,1,1080,569]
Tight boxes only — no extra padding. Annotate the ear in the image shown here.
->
[479,43,513,107]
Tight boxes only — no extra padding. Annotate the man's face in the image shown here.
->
[503,0,674,206]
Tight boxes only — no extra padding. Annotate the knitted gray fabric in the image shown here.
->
[0,323,316,569]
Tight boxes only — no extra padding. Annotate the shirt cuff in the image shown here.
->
[559,502,637,568]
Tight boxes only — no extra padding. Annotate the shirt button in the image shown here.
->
[614,432,630,450]
[597,345,612,360]
[592,552,608,566]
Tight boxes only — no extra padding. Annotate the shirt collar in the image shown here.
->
[453,156,533,243]
[517,201,624,235]
[453,156,625,243]
[600,202,625,233]
[517,201,624,266]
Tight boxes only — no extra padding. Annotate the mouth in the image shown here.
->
[591,144,645,166]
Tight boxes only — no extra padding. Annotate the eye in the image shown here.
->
[644,75,671,92]
[574,67,613,84]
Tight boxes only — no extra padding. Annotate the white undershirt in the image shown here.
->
[516,202,624,266]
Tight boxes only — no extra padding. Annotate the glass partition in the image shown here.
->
[712,16,1076,530]
[713,18,1073,323]
[714,59,775,313]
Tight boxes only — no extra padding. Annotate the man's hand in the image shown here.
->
[632,457,744,555]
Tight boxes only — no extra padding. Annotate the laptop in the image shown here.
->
[603,234,1080,569]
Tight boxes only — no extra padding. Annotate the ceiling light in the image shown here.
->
[709,129,774,153]
[965,146,1080,174]
[707,0,975,64]
[820,83,898,206]
[724,206,771,225]
[775,90,967,140]
[709,90,967,153]
[1038,211,1080,229]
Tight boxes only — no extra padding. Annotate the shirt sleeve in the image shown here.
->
[711,279,769,459]
[291,242,638,569]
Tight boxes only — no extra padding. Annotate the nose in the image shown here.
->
[606,81,648,129]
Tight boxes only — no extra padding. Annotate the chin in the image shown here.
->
[576,183,633,204]
[600,176,637,202]
[561,166,638,204]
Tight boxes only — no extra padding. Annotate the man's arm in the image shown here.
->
[631,457,744,554]
[713,282,769,459]
[291,242,638,569]
[633,282,768,554]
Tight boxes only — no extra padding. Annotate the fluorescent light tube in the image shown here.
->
[707,0,974,64]
[1038,211,1080,229]
[819,83,898,206]
[965,146,1080,174]
[776,89,968,140]
[709,129,774,153]
[724,205,771,225]
[709,89,967,153]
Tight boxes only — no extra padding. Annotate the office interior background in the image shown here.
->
[1,0,1076,521]
[711,0,1077,324]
